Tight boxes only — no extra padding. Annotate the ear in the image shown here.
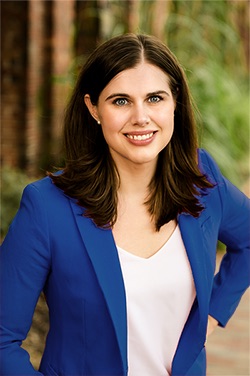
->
[84,94,100,123]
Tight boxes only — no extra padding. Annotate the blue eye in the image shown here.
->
[148,96,162,103]
[114,98,128,106]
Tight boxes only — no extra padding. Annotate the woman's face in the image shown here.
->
[85,62,176,171]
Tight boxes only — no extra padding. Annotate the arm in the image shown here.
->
[0,184,51,375]
[206,315,218,338]
[201,150,250,327]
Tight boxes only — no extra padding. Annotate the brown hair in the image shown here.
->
[49,34,213,230]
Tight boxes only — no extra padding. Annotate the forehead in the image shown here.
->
[102,62,171,95]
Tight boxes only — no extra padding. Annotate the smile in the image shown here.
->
[126,132,154,141]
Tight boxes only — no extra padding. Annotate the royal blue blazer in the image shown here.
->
[0,149,249,376]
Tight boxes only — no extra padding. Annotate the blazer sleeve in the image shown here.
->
[0,184,51,375]
[200,149,250,327]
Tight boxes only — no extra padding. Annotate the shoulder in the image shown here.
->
[18,176,79,236]
[197,148,223,185]
[197,148,250,217]
[25,174,62,195]
[28,175,54,190]
[22,175,70,209]
[22,176,52,202]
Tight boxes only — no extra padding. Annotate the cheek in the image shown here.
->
[100,112,125,137]
[159,109,175,129]
[160,110,175,144]
[100,121,120,146]
[99,109,119,127]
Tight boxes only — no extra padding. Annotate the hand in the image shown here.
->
[206,315,218,339]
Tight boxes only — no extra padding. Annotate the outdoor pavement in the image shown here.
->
[206,254,250,376]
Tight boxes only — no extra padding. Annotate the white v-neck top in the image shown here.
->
[117,225,196,376]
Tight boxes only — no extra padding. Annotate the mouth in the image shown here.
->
[125,131,157,141]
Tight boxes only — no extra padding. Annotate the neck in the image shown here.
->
[116,161,156,199]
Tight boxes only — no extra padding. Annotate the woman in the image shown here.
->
[0,34,249,376]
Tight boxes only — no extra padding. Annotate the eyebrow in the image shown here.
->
[105,90,170,101]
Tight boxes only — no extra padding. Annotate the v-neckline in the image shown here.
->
[116,224,179,261]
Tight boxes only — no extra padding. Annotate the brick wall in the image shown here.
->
[1,0,90,176]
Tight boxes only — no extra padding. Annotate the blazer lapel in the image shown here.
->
[172,212,210,375]
[179,212,209,320]
[70,197,211,376]
[70,200,128,373]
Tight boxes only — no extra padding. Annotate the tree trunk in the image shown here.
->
[1,1,29,169]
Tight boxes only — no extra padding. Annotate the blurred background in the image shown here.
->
[0,0,249,374]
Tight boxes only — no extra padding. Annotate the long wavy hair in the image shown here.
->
[49,33,213,230]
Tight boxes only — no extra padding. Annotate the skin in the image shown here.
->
[85,61,218,338]
[85,62,175,173]
[207,315,219,339]
[85,61,177,256]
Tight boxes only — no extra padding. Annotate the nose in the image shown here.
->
[131,103,150,126]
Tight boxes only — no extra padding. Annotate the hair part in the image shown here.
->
[49,33,213,230]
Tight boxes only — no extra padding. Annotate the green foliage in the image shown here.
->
[190,61,249,185]
[161,1,249,185]
[101,0,249,186]
[0,167,32,239]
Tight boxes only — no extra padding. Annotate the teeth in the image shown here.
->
[126,132,154,140]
